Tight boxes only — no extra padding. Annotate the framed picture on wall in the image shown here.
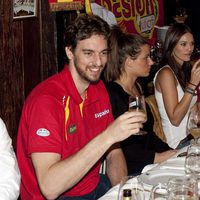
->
[13,0,38,19]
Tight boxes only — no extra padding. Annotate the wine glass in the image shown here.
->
[129,95,147,135]
[187,109,200,141]
[118,176,145,200]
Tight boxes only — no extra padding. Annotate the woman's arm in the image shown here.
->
[106,143,127,186]
[155,67,194,126]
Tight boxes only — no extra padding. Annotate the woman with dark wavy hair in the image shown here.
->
[154,23,200,148]
[104,26,176,175]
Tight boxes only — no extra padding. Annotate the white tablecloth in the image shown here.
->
[98,146,188,200]
[98,179,151,200]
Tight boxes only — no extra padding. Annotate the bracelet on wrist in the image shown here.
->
[188,82,198,87]
[185,87,197,96]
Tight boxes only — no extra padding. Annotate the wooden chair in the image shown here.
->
[145,95,166,142]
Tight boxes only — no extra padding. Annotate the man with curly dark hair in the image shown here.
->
[17,14,146,200]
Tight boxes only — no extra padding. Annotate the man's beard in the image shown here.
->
[74,61,103,84]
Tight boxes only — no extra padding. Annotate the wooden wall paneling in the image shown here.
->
[22,0,58,97]
[56,10,78,71]
[0,0,3,97]
[0,3,4,117]
[22,0,58,98]
[1,0,24,146]
[23,0,58,98]
[23,18,41,97]
[0,0,4,16]
[9,21,24,146]
[40,0,58,79]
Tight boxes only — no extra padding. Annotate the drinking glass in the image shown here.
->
[187,109,200,140]
[168,176,196,200]
[150,183,169,200]
[129,95,147,135]
[185,144,200,175]
[118,176,145,200]
[150,176,196,200]
[168,185,196,200]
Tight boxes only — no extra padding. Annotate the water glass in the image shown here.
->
[150,176,196,200]
[185,144,200,175]
[168,176,196,200]
[168,185,196,200]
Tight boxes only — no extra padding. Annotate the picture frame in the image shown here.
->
[13,0,38,19]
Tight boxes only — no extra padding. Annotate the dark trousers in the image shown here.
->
[57,174,111,200]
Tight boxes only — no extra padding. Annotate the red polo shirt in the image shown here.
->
[17,65,114,200]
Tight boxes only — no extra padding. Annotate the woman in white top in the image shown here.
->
[0,118,20,199]
[154,23,200,148]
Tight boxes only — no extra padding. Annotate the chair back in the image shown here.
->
[99,159,106,174]
[145,95,166,142]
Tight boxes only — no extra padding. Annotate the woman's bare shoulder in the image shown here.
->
[156,66,176,87]
[157,66,175,79]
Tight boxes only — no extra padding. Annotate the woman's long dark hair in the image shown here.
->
[160,23,193,90]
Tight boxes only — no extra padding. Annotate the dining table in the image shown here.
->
[98,145,188,200]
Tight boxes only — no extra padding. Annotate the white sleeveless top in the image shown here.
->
[153,66,197,148]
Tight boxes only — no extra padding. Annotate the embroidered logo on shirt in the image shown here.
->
[36,128,50,137]
[68,124,77,134]
[95,109,110,118]
[62,95,66,105]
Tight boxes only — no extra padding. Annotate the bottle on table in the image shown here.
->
[122,189,132,200]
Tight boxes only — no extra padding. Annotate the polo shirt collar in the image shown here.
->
[61,65,98,105]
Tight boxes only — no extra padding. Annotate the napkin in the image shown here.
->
[159,157,185,171]
[141,163,158,173]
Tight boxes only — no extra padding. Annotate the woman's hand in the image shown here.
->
[190,59,200,86]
